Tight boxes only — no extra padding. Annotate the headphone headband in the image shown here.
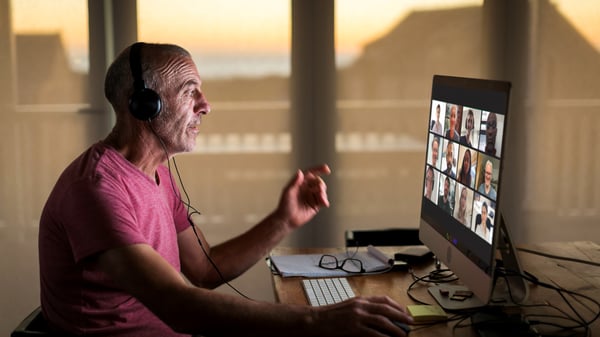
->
[128,42,162,121]
[129,42,145,92]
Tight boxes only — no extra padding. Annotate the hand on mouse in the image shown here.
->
[309,295,413,337]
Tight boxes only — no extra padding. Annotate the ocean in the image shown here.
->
[68,49,357,79]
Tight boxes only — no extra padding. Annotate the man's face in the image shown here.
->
[425,169,433,196]
[486,113,497,148]
[153,56,211,153]
[481,205,488,222]
[484,162,493,187]
[446,143,453,168]
[431,139,439,165]
[444,178,449,197]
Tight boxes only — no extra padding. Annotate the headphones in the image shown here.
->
[128,42,162,121]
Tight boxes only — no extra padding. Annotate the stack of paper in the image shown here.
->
[269,246,393,277]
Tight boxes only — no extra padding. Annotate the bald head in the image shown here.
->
[104,43,192,117]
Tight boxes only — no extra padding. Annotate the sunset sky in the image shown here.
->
[11,0,600,73]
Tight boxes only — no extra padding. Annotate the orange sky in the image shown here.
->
[11,0,600,56]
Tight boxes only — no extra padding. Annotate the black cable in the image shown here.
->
[406,312,468,334]
[515,268,600,323]
[497,267,599,335]
[409,262,597,336]
[406,267,458,305]
[147,121,251,300]
[516,247,600,267]
[170,152,202,215]
[451,313,479,335]
[188,219,251,299]
[403,248,599,336]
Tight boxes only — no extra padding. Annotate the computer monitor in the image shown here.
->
[419,74,528,310]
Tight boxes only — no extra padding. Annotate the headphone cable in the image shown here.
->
[147,121,251,299]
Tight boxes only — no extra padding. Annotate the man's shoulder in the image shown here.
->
[51,142,134,197]
[60,143,108,177]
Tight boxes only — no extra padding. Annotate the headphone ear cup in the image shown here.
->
[129,87,162,121]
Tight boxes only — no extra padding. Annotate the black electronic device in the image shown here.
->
[394,245,433,264]
[471,310,539,337]
[128,42,162,121]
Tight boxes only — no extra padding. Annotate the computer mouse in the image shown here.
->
[393,320,411,334]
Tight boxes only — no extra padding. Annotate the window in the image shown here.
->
[2,2,599,323]
[2,0,91,232]
[517,0,600,240]
[139,0,292,238]
[12,0,89,105]
[1,0,92,331]
[138,0,291,298]
[334,1,483,238]
[333,0,600,243]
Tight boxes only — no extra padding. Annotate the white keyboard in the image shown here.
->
[302,277,356,306]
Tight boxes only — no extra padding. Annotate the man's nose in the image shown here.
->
[195,94,211,115]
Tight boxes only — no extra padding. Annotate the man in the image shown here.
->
[444,141,456,178]
[38,43,412,336]
[438,176,453,215]
[429,135,440,168]
[484,112,497,155]
[431,103,443,135]
[478,160,497,200]
[424,165,435,200]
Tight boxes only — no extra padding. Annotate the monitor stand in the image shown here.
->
[488,214,529,305]
[428,215,528,311]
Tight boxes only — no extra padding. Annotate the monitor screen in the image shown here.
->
[419,74,512,308]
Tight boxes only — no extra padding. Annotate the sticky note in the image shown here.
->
[407,305,447,322]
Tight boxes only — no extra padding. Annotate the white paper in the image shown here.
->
[269,250,392,278]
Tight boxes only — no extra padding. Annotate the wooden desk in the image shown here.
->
[270,241,600,336]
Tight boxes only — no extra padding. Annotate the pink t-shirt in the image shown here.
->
[39,142,190,336]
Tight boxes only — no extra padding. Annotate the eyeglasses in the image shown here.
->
[318,254,365,273]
